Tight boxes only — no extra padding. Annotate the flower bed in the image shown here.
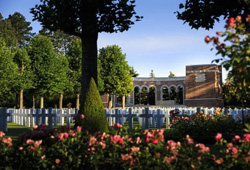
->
[168,109,243,144]
[0,123,250,169]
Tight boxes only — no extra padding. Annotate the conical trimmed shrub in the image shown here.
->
[75,78,108,133]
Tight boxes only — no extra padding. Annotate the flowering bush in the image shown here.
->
[0,123,249,169]
[0,131,12,169]
[170,110,243,143]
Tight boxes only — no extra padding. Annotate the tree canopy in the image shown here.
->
[8,12,34,48]
[27,35,70,99]
[31,0,142,109]
[176,0,250,30]
[99,45,133,107]
[0,38,19,106]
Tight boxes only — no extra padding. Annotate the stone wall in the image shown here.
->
[185,64,223,107]
[131,77,185,105]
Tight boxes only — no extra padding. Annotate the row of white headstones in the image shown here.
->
[0,107,249,132]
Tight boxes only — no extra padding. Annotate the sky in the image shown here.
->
[0,0,228,80]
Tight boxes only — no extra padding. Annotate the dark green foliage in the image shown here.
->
[40,28,75,55]
[0,16,17,48]
[31,0,142,110]
[66,38,82,95]
[76,78,108,133]
[176,0,250,30]
[170,112,243,144]
[7,12,34,48]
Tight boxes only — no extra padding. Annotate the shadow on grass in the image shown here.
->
[5,122,32,141]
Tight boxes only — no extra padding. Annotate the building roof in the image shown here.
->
[133,77,186,81]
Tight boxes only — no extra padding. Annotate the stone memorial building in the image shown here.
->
[102,64,224,107]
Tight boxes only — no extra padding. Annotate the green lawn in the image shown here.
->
[5,122,32,140]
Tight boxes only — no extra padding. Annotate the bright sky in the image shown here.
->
[0,0,228,81]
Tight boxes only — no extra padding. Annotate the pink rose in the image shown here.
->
[80,114,85,119]
[152,139,159,144]
[26,139,34,145]
[244,134,250,142]
[64,132,69,138]
[232,147,238,154]
[215,133,222,141]
[58,133,64,141]
[227,17,235,24]
[234,135,241,140]
[205,36,210,43]
[77,126,82,132]
[0,131,5,138]
[216,32,222,36]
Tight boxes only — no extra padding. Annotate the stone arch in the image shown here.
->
[141,85,149,93]
[133,86,140,105]
[169,85,177,101]
[161,85,169,101]
[141,86,148,105]
[149,85,157,105]
[177,85,184,104]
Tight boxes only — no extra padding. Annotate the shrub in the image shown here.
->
[0,131,13,169]
[75,78,108,133]
[170,111,243,144]
[0,126,250,169]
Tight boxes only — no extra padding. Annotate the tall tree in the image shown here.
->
[99,45,133,108]
[8,12,34,48]
[27,35,69,108]
[0,12,34,108]
[0,38,19,107]
[0,13,17,48]
[176,0,250,30]
[13,49,34,109]
[31,0,142,111]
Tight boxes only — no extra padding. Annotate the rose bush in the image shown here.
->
[0,123,249,169]
[0,131,13,169]
[169,109,243,144]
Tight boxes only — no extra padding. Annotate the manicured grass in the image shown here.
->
[5,122,32,140]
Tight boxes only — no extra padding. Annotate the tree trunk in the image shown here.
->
[19,62,24,109]
[59,93,63,109]
[20,89,23,109]
[108,94,112,109]
[40,96,44,109]
[122,96,126,108]
[15,93,19,109]
[32,95,35,109]
[76,93,80,109]
[80,30,98,109]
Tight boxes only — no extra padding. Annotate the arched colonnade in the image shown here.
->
[133,84,184,105]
